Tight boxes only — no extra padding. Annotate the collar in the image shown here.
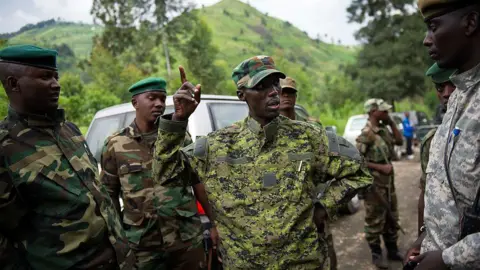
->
[127,120,158,139]
[246,116,282,142]
[7,106,65,127]
[366,120,381,134]
[450,62,480,92]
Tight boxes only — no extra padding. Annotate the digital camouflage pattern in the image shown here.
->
[0,108,135,270]
[422,63,480,268]
[231,55,285,89]
[419,128,437,190]
[101,121,202,270]
[153,114,372,269]
[356,120,399,247]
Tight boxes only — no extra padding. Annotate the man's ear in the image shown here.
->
[237,89,245,101]
[465,10,480,36]
[131,97,138,109]
[7,76,19,93]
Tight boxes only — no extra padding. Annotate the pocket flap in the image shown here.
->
[119,163,143,176]
[123,209,145,226]
[174,208,197,218]
[39,166,82,196]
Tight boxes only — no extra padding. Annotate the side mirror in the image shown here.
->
[325,126,337,134]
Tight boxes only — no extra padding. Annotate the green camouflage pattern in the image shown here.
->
[419,128,436,190]
[0,108,135,270]
[355,120,399,246]
[100,121,202,269]
[153,114,372,269]
[231,55,285,89]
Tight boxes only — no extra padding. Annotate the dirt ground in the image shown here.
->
[331,158,421,270]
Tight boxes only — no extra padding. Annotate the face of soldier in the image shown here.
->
[133,91,166,124]
[435,81,456,107]
[423,7,480,69]
[14,66,60,114]
[240,74,281,124]
[371,109,389,123]
[280,88,297,111]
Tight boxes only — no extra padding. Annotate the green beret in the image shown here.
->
[128,77,167,97]
[418,0,477,20]
[232,55,285,89]
[426,63,457,83]
[0,44,58,70]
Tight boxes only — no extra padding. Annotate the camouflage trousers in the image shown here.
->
[134,242,205,270]
[363,183,399,247]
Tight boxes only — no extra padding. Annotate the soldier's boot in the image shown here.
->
[385,241,403,261]
[369,244,389,269]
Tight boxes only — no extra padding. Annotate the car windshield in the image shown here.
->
[349,117,368,131]
[87,114,125,160]
[208,103,249,130]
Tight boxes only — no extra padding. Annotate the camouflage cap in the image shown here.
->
[231,55,286,89]
[426,63,457,83]
[128,77,167,97]
[364,98,392,113]
[0,44,58,70]
[417,0,477,20]
[280,77,297,92]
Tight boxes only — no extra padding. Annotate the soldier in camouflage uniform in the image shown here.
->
[404,1,480,269]
[417,63,456,235]
[152,56,372,269]
[355,99,404,269]
[0,45,135,269]
[101,77,212,270]
[279,76,337,270]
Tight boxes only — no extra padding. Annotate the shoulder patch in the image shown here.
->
[193,136,208,158]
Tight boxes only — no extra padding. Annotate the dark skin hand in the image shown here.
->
[366,162,394,176]
[172,66,201,121]
[313,205,328,233]
[404,231,426,265]
[410,250,448,270]
[418,188,425,236]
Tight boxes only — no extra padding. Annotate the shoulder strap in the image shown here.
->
[326,130,339,153]
[65,121,82,136]
[326,131,362,161]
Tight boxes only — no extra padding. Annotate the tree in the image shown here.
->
[91,0,197,75]
[179,18,225,93]
[345,0,432,103]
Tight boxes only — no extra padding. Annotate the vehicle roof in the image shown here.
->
[93,94,241,119]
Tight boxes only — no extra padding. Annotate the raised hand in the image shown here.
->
[172,66,201,121]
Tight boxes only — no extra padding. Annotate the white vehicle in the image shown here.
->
[85,95,360,215]
[343,114,405,160]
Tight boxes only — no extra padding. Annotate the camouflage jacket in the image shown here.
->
[0,108,135,270]
[153,114,372,269]
[419,128,436,191]
[355,120,395,188]
[100,121,201,252]
[422,63,480,269]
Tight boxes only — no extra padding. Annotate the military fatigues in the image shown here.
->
[153,114,372,269]
[419,128,436,191]
[356,121,399,251]
[421,63,480,268]
[0,108,135,270]
[101,122,202,270]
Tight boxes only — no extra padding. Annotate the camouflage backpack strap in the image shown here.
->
[420,128,437,173]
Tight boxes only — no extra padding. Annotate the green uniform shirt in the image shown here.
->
[0,108,134,270]
[153,114,372,269]
[355,120,395,187]
[100,121,201,252]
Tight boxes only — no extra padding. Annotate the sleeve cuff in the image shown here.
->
[159,114,189,134]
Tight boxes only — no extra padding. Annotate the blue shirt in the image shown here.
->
[402,118,414,138]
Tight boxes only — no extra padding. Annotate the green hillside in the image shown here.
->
[3,0,355,78]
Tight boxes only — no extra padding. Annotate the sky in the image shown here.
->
[0,0,360,45]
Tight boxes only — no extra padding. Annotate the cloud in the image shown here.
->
[14,9,40,24]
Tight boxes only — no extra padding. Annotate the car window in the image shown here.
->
[207,103,249,130]
[124,106,175,125]
[86,114,125,161]
[349,117,368,131]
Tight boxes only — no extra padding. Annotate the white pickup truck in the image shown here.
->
[85,94,360,216]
